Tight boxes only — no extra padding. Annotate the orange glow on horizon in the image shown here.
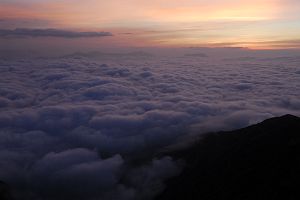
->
[0,0,299,49]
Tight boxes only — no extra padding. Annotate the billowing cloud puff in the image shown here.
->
[32,149,123,199]
[125,156,183,199]
[0,53,299,199]
[0,28,113,38]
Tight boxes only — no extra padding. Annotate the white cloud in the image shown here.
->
[0,53,299,199]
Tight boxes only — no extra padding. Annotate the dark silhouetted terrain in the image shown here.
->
[157,114,300,200]
[0,181,13,200]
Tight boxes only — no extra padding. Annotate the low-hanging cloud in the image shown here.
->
[0,52,299,199]
[0,28,113,38]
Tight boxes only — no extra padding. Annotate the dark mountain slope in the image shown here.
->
[157,114,300,200]
[0,181,13,200]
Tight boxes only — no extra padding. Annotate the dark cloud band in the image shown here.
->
[0,28,113,38]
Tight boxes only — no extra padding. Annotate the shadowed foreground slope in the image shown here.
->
[157,114,300,200]
[0,181,13,200]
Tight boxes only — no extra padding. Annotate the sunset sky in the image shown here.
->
[1,0,300,49]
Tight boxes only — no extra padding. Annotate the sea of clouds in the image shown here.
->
[0,53,300,199]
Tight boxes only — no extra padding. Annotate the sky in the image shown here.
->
[1,0,300,49]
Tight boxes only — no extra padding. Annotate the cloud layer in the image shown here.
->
[0,53,299,199]
[0,28,113,38]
